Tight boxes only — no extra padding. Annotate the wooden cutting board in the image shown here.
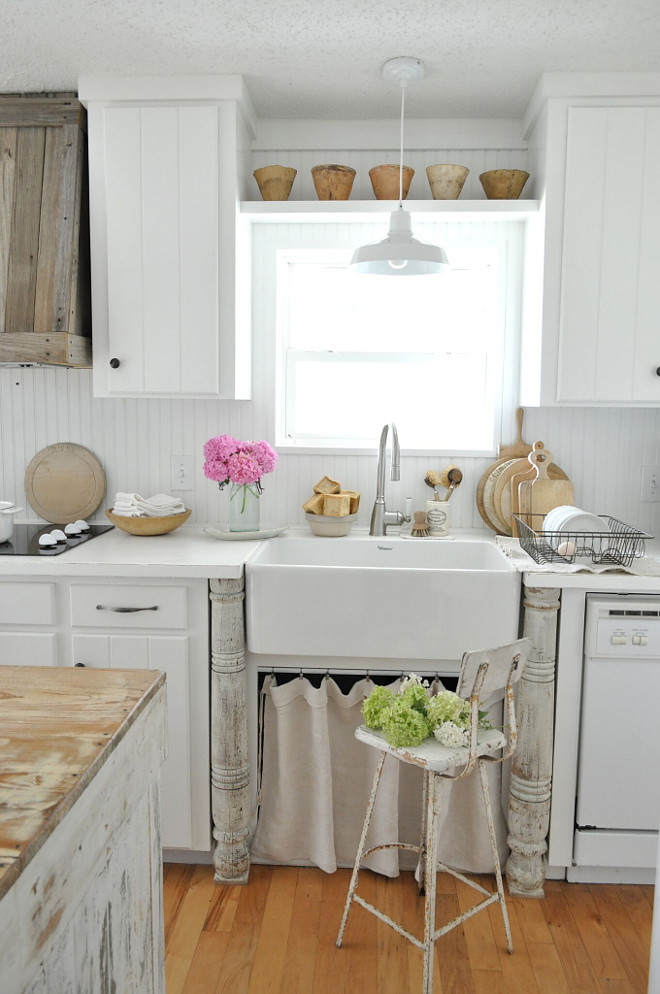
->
[24,443,106,523]
[497,441,569,536]
[476,458,515,533]
[477,410,535,534]
[482,459,518,533]
[517,446,575,525]
[497,407,533,460]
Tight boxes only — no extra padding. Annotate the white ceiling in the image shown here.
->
[4,0,659,119]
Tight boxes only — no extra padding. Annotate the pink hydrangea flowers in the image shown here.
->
[203,435,278,491]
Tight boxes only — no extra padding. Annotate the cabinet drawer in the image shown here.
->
[70,583,188,629]
[0,582,55,625]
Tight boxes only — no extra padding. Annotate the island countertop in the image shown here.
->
[0,665,165,901]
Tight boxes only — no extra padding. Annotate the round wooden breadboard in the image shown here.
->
[24,443,106,523]
[476,456,568,535]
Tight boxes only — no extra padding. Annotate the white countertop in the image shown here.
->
[2,524,660,592]
[0,525,262,579]
[518,537,660,591]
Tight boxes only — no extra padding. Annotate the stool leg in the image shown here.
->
[417,770,429,895]
[336,750,387,948]
[422,773,439,994]
[478,759,513,954]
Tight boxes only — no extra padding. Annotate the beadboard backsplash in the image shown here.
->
[2,365,660,537]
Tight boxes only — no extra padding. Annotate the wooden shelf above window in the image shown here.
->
[240,199,540,223]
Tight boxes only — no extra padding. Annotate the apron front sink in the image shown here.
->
[245,534,521,660]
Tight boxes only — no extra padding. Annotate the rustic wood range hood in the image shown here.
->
[0,94,91,367]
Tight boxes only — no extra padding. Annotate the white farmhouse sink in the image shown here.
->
[245,534,521,660]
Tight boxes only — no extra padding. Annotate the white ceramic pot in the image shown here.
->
[0,501,23,543]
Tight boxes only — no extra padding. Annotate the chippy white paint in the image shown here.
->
[506,584,560,897]
[210,577,251,883]
[337,639,531,994]
[0,668,167,994]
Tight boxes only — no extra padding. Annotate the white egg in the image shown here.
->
[557,540,576,557]
[50,529,66,542]
[74,519,90,531]
[64,522,82,535]
[38,533,57,547]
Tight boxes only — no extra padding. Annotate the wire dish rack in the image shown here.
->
[513,514,653,567]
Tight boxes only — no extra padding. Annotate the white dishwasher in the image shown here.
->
[570,594,660,883]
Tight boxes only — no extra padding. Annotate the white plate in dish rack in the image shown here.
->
[204,525,288,541]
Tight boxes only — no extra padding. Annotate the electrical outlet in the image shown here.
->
[641,466,660,502]
[171,455,194,491]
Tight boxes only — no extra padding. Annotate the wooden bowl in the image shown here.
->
[311,164,356,200]
[426,163,470,200]
[253,165,297,201]
[105,508,192,535]
[369,164,414,200]
[479,169,530,200]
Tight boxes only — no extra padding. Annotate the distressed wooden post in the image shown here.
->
[506,584,560,898]
[210,576,250,884]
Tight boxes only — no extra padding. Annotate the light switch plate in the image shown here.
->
[641,466,660,502]
[171,455,194,491]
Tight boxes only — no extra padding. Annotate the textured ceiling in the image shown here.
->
[3,0,659,118]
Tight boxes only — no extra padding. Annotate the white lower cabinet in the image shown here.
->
[0,575,211,855]
[0,580,59,666]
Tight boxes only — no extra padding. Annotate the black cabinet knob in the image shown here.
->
[109,358,120,369]
[74,662,86,667]
[656,367,660,377]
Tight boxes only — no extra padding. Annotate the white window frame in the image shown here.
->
[272,224,522,457]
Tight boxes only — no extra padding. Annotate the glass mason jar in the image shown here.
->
[229,483,260,533]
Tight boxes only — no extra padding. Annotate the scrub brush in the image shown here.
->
[411,511,430,537]
[439,466,463,500]
[424,470,443,501]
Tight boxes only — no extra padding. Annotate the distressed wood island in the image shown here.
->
[0,666,167,994]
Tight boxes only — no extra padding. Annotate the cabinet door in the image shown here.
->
[99,104,221,396]
[0,633,57,666]
[558,106,660,403]
[72,633,197,850]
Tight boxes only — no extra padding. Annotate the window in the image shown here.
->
[273,221,522,454]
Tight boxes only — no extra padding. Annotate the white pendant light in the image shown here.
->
[350,57,449,276]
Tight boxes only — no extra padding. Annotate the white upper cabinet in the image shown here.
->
[80,76,255,399]
[558,106,660,403]
[520,75,660,406]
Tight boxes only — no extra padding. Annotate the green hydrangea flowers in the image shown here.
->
[361,675,491,749]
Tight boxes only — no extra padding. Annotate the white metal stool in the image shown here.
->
[336,638,531,994]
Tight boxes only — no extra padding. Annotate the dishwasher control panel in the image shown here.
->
[584,595,660,658]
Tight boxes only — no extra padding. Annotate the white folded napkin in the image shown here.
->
[113,492,186,518]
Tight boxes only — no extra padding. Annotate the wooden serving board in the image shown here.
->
[476,458,518,534]
[24,443,106,523]
[497,407,533,460]
[517,447,575,523]
[497,441,569,536]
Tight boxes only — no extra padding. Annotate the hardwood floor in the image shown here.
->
[163,863,653,994]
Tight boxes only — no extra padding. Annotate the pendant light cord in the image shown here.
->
[398,82,405,207]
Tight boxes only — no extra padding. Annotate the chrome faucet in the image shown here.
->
[369,423,410,536]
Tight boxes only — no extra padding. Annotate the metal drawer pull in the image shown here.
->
[95,604,159,613]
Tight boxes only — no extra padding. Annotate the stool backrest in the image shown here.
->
[456,638,531,702]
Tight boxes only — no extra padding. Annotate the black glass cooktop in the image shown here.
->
[0,523,114,556]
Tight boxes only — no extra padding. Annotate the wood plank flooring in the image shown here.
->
[163,864,653,994]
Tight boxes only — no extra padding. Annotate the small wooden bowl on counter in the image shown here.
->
[105,508,192,535]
